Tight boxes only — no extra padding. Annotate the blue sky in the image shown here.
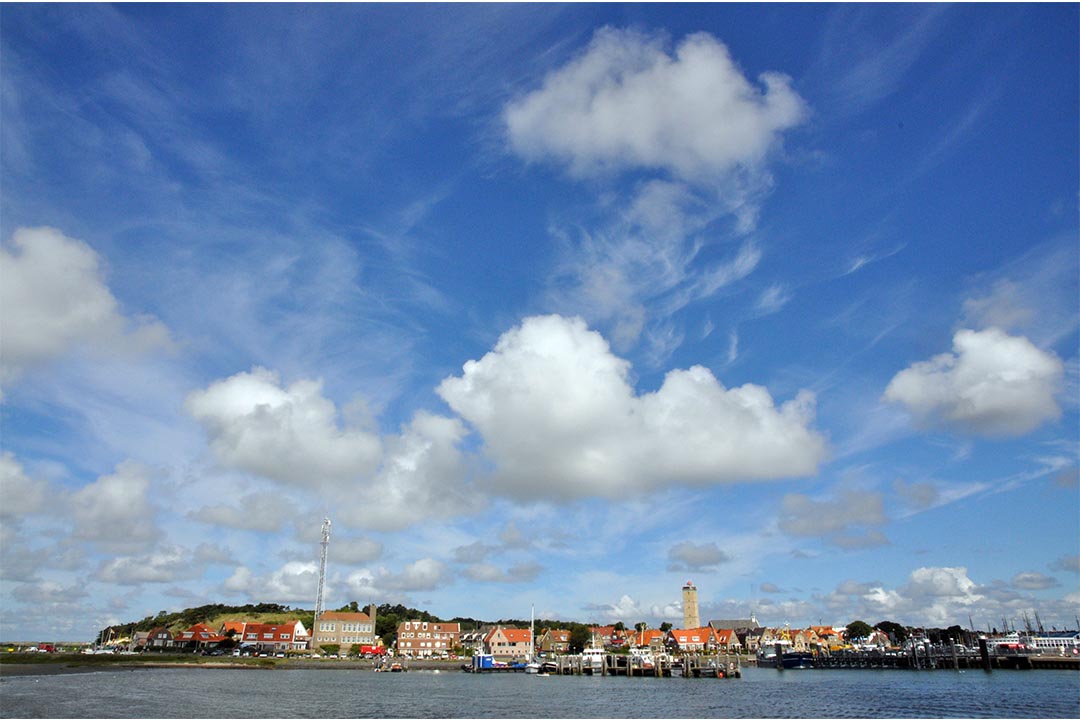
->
[1,4,1077,641]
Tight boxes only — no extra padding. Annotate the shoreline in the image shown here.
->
[0,658,463,677]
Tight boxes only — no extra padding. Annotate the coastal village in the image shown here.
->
[62,580,1079,670]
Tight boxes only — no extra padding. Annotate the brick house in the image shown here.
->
[588,626,618,649]
[709,628,742,652]
[237,620,309,653]
[146,627,173,650]
[396,620,461,657]
[484,626,532,661]
[666,628,710,653]
[537,628,570,655]
[311,606,378,654]
[172,623,224,652]
[630,629,667,652]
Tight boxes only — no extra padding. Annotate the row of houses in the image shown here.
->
[399,618,853,660]
[120,609,855,659]
[132,620,312,654]
[126,606,381,655]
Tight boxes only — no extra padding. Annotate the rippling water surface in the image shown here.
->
[2,666,1078,718]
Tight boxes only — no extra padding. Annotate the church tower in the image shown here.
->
[682,580,700,630]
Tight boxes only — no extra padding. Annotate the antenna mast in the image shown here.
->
[313,517,332,628]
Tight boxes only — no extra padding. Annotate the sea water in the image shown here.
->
[1,666,1078,718]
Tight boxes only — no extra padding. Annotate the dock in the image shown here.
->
[812,647,1080,671]
[543,653,742,678]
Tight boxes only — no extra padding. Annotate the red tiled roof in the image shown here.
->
[241,621,303,643]
[668,628,711,645]
[713,629,736,644]
[498,628,532,643]
[176,623,224,643]
[625,629,666,646]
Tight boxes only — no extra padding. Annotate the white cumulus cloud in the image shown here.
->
[186,367,382,489]
[223,561,319,605]
[505,27,806,181]
[97,546,200,585]
[437,314,827,500]
[0,452,47,517]
[346,557,451,598]
[70,461,160,553]
[187,370,474,531]
[884,328,1064,436]
[349,411,476,532]
[0,226,170,394]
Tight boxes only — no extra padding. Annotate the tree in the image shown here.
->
[634,622,647,632]
[874,621,908,644]
[659,622,673,633]
[613,621,626,631]
[568,626,592,654]
[845,620,874,642]
[319,644,340,656]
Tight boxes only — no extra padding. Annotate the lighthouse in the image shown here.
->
[682,580,700,630]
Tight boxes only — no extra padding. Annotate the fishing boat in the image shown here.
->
[582,644,605,674]
[630,646,655,671]
[756,641,813,669]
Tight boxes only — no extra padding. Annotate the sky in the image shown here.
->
[1,4,1077,642]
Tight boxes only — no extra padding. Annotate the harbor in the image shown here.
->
[4,660,1079,719]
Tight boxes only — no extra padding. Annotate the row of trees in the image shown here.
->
[846,620,976,645]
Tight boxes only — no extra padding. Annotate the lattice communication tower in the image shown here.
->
[313,517,331,627]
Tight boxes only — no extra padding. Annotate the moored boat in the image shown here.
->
[757,641,814,669]
[582,645,605,674]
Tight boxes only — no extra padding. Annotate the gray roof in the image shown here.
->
[708,618,761,631]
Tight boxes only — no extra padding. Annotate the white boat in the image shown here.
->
[525,605,542,674]
[630,646,655,670]
[1023,631,1080,655]
[582,645,605,674]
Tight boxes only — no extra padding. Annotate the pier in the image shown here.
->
[542,653,742,678]
[812,647,1080,671]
